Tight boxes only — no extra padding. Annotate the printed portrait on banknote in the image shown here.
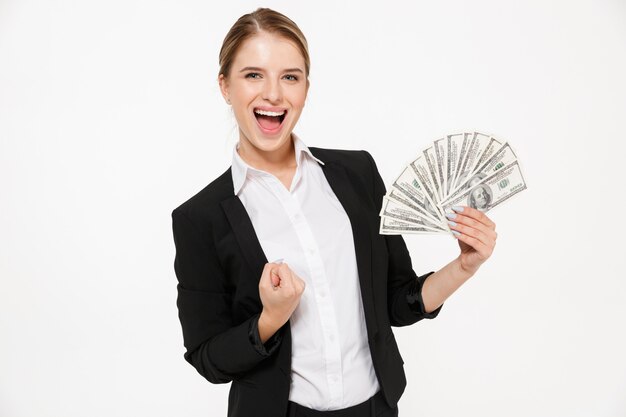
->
[468,184,493,211]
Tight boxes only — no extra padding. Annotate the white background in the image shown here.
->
[1,0,625,416]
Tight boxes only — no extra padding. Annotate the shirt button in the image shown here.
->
[329,334,335,342]
[308,248,315,255]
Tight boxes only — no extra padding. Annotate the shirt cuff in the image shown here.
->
[248,314,282,356]
[406,271,443,319]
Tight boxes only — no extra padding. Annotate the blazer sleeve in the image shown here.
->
[172,208,281,384]
[363,150,443,326]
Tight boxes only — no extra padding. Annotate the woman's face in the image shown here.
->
[219,31,308,155]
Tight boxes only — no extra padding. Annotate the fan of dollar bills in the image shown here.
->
[379,131,527,235]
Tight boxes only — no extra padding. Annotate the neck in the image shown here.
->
[237,135,297,174]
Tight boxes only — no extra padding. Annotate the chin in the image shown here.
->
[249,130,293,151]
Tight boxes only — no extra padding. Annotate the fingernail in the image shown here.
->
[451,230,461,237]
[445,212,457,220]
[448,221,457,227]
[451,206,464,212]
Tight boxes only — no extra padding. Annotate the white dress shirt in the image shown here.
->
[231,134,380,410]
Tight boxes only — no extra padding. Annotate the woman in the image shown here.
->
[171,8,497,417]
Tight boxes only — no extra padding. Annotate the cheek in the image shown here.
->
[232,106,248,121]
[230,83,256,104]
[289,86,308,109]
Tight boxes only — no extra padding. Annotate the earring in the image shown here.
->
[226,98,231,104]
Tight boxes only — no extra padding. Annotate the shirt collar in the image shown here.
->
[231,133,325,195]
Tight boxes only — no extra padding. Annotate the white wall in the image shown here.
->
[1,1,625,416]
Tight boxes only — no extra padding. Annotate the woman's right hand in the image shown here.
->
[257,262,305,343]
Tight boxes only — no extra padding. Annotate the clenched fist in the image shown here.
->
[257,262,306,343]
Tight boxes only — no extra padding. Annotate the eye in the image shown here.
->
[245,72,262,79]
[283,74,299,81]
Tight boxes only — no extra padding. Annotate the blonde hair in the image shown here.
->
[218,8,310,79]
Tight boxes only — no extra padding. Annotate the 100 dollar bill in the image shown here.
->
[379,216,444,235]
[380,197,447,231]
[439,160,527,213]
[442,141,518,205]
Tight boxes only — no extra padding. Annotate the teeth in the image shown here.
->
[254,109,285,117]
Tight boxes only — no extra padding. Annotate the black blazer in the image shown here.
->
[171,147,441,417]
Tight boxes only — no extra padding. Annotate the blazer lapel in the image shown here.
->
[220,196,268,277]
[220,194,291,377]
[318,160,379,340]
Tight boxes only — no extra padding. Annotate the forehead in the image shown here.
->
[232,32,305,69]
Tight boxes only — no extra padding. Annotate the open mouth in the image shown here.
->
[254,108,287,132]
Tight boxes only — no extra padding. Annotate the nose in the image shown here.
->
[262,77,283,103]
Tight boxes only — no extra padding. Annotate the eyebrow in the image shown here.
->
[239,66,304,73]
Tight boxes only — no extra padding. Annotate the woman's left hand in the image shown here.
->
[446,206,497,275]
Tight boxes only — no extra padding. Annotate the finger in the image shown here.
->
[453,231,493,258]
[260,263,278,292]
[281,264,305,296]
[451,205,496,229]
[447,212,497,240]
[272,262,289,288]
[270,268,281,288]
[450,221,494,249]
[261,262,283,289]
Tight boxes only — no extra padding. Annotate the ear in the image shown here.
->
[218,74,231,104]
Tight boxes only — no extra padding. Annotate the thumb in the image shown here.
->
[270,264,282,287]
